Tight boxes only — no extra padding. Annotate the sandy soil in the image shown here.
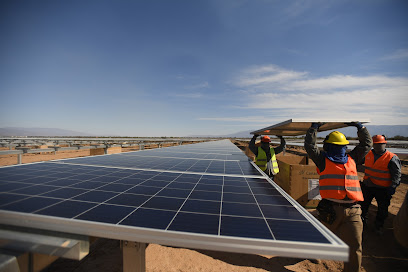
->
[1,143,407,272]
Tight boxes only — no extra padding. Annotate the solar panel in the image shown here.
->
[0,140,348,260]
[251,119,370,136]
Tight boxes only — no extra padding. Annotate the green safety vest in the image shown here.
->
[256,147,279,174]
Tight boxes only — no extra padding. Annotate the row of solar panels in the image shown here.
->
[0,140,348,260]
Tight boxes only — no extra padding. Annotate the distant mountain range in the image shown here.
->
[0,127,95,137]
[1,125,407,138]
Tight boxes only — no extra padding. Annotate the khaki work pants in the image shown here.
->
[321,205,363,272]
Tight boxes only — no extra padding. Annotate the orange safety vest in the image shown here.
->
[364,150,394,187]
[317,156,363,201]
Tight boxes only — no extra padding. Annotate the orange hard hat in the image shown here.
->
[372,135,387,144]
[261,136,271,143]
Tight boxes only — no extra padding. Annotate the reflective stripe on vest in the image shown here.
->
[317,156,363,201]
[256,147,279,174]
[364,150,394,187]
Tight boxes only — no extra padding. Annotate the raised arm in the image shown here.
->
[346,122,373,165]
[273,135,286,154]
[248,134,259,156]
[304,122,326,171]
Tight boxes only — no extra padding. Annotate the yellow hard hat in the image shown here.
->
[324,131,349,145]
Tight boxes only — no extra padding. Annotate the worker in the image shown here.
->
[360,135,401,235]
[249,134,285,178]
[304,122,372,272]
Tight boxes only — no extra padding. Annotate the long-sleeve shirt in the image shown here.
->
[249,135,286,161]
[362,150,402,188]
[304,126,373,173]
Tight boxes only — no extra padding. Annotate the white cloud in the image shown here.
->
[198,116,275,123]
[235,65,308,89]
[174,92,204,99]
[380,49,408,61]
[225,64,408,125]
[184,81,209,89]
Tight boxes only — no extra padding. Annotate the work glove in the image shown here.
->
[387,186,396,197]
[345,122,363,129]
[252,134,259,139]
[277,135,283,139]
[311,122,325,129]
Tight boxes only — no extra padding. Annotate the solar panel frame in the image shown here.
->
[0,140,349,261]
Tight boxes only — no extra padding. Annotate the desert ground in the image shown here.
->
[1,141,407,272]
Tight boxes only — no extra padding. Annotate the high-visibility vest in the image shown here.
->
[317,156,363,201]
[256,147,279,174]
[364,150,394,187]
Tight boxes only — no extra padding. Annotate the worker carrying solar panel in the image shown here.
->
[248,134,286,179]
[304,122,372,272]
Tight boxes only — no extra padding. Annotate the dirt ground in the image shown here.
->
[1,143,407,272]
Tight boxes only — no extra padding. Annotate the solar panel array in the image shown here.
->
[0,140,348,260]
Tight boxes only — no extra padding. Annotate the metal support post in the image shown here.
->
[121,241,146,272]
[18,154,22,164]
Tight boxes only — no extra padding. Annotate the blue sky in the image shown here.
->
[1,0,407,136]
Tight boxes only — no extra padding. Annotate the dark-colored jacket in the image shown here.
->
[304,126,372,173]
[249,136,286,162]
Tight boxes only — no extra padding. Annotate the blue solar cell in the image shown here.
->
[220,216,273,239]
[0,193,29,206]
[107,193,151,207]
[153,175,179,182]
[168,212,219,235]
[73,191,118,202]
[36,200,97,218]
[141,180,170,188]
[181,199,221,215]
[96,183,133,193]
[68,174,100,181]
[142,197,185,211]
[83,176,121,183]
[255,195,291,205]
[42,188,88,199]
[174,175,201,183]
[0,182,32,192]
[198,176,223,185]
[189,191,221,201]
[19,177,57,184]
[13,185,59,195]
[157,188,192,198]
[105,171,137,178]
[69,181,106,189]
[222,185,251,194]
[75,204,134,224]
[113,177,146,185]
[222,192,256,204]
[44,172,77,179]
[194,184,222,192]
[1,197,61,213]
[250,187,280,195]
[127,186,162,195]
[166,182,196,190]
[260,205,306,220]
[267,219,330,243]
[120,208,176,229]
[45,179,82,187]
[222,202,263,218]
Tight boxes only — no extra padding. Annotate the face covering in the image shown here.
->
[324,143,348,164]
